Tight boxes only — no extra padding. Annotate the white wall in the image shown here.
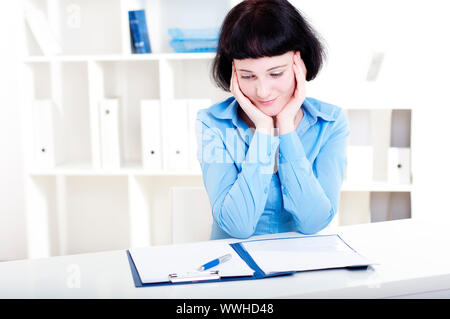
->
[0,2,27,261]
[405,2,450,221]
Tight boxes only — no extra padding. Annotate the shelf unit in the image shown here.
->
[21,0,417,259]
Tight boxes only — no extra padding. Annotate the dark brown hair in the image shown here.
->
[212,0,326,91]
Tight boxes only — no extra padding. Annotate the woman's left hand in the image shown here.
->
[275,51,307,135]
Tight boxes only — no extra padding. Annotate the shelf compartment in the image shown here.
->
[59,62,92,165]
[23,52,217,63]
[337,191,411,226]
[130,176,203,246]
[25,176,61,258]
[60,0,123,54]
[341,181,413,192]
[124,0,230,54]
[29,164,203,176]
[25,61,91,169]
[95,60,160,168]
[24,0,123,56]
[161,58,229,103]
[370,192,411,223]
[344,108,412,185]
[64,176,130,254]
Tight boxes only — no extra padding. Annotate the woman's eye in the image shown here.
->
[240,74,254,79]
[271,72,283,78]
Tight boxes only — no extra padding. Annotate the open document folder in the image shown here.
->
[127,234,374,287]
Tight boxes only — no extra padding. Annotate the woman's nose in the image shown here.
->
[256,80,270,99]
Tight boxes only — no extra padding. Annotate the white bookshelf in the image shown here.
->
[20,0,417,259]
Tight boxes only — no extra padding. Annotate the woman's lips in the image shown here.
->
[258,98,277,106]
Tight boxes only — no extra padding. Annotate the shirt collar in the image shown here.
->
[209,96,338,129]
[209,97,242,127]
[301,98,339,123]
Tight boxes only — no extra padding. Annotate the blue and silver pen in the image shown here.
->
[197,253,232,271]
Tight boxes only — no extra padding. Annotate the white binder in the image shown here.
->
[32,100,62,168]
[187,99,211,172]
[141,100,162,170]
[345,145,374,183]
[163,99,189,171]
[99,99,121,169]
[370,109,392,181]
[388,147,411,184]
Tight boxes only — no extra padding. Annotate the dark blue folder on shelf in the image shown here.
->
[128,10,151,54]
[126,234,373,288]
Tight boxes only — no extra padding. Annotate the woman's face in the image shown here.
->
[233,51,296,117]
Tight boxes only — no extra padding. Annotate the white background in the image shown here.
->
[0,2,26,261]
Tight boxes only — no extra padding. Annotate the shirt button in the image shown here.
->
[264,187,268,194]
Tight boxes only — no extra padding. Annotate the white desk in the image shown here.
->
[1,219,450,298]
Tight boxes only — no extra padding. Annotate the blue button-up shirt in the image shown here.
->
[196,96,349,239]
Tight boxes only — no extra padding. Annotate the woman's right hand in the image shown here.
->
[230,63,274,132]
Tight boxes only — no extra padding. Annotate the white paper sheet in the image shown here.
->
[129,241,254,284]
[241,235,372,274]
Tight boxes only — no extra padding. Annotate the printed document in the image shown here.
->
[129,241,254,284]
[241,235,372,274]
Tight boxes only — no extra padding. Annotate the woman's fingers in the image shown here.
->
[230,64,235,93]
[230,63,272,129]
[293,54,306,100]
[231,66,252,108]
[294,51,307,77]
[294,55,304,82]
[231,65,249,104]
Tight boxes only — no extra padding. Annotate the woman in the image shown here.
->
[196,0,349,239]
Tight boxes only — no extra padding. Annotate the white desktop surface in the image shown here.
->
[1,219,450,298]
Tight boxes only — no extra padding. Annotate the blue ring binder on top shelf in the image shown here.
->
[126,234,374,288]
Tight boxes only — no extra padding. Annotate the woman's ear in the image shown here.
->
[296,51,307,78]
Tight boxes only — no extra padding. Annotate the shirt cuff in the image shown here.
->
[278,131,306,163]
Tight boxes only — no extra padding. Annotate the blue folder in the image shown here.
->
[126,234,372,288]
[128,10,151,54]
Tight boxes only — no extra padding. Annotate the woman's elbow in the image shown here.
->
[214,208,255,239]
[228,227,254,239]
[296,209,335,235]
[215,223,254,239]
[297,222,327,235]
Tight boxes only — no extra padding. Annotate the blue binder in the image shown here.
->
[126,234,372,287]
[128,10,151,54]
